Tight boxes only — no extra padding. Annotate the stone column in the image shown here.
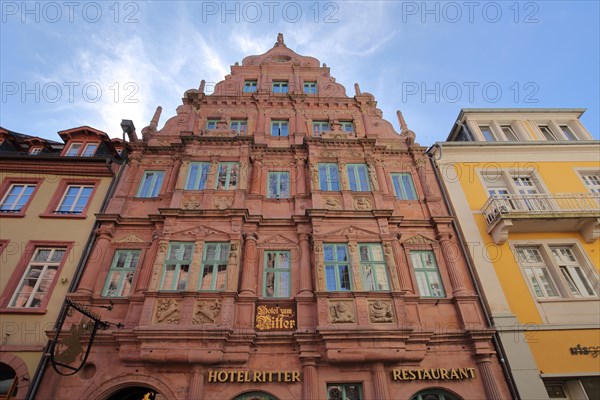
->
[477,355,503,400]
[296,157,307,195]
[135,230,160,293]
[176,159,190,190]
[250,157,263,195]
[166,154,182,192]
[437,232,469,295]
[338,161,348,190]
[297,233,313,295]
[78,226,113,294]
[348,242,362,291]
[375,159,389,194]
[239,158,249,190]
[188,367,204,400]
[313,241,325,291]
[148,240,170,290]
[382,242,401,291]
[206,159,219,189]
[367,161,380,191]
[188,240,205,290]
[372,363,390,400]
[302,359,319,400]
[390,236,414,294]
[239,232,258,295]
[415,157,433,198]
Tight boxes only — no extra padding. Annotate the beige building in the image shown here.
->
[428,109,600,399]
[0,126,123,399]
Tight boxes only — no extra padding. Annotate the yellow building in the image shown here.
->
[428,109,600,400]
[0,126,123,399]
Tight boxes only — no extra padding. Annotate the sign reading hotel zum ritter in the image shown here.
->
[255,303,296,331]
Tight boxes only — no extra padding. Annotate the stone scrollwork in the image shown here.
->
[183,197,201,210]
[155,299,181,324]
[214,196,233,210]
[324,197,341,210]
[368,299,394,323]
[328,301,355,323]
[193,299,222,324]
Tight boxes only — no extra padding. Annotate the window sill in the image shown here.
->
[39,212,87,219]
[133,196,162,201]
[0,212,26,218]
[0,307,47,314]
[537,297,599,304]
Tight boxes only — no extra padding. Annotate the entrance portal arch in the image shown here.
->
[410,388,463,400]
[232,391,279,400]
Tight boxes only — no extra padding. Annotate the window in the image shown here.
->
[102,250,140,297]
[81,143,98,157]
[559,125,578,140]
[243,80,257,93]
[231,120,247,135]
[56,185,94,214]
[359,243,389,291]
[327,383,363,400]
[346,164,370,191]
[410,251,445,297]
[0,184,36,213]
[539,125,556,140]
[501,125,519,141]
[545,383,568,399]
[267,172,290,198]
[8,247,64,308]
[29,147,42,155]
[215,162,239,190]
[323,244,351,291]
[185,162,210,190]
[313,121,329,135]
[303,81,317,94]
[271,120,288,137]
[199,242,230,291]
[479,125,496,141]
[319,163,340,191]
[391,173,417,200]
[65,143,82,156]
[264,251,291,297]
[136,171,164,198]
[0,363,18,400]
[581,174,600,193]
[552,247,596,297]
[340,121,354,133]
[515,247,560,298]
[206,119,219,130]
[272,81,288,93]
[160,242,193,291]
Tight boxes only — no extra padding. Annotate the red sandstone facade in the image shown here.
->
[36,35,511,400]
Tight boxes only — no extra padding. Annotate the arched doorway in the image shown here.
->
[411,389,462,400]
[0,363,18,400]
[232,391,279,400]
[106,386,162,400]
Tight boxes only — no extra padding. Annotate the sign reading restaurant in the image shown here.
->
[255,303,296,331]
[391,368,476,381]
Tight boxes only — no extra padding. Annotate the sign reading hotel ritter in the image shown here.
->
[207,370,302,383]
[391,368,476,381]
[255,303,296,331]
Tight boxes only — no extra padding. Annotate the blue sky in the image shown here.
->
[1,1,599,144]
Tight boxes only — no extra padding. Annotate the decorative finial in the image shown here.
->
[397,110,409,133]
[354,83,361,96]
[150,106,162,130]
[199,80,205,93]
[275,33,286,47]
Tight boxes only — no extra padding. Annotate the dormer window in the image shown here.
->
[65,143,82,156]
[538,125,556,141]
[82,143,98,157]
[206,119,219,130]
[231,120,247,135]
[340,121,354,133]
[313,121,329,136]
[243,80,257,93]
[272,81,288,94]
[304,81,317,94]
[560,125,577,140]
[29,147,42,155]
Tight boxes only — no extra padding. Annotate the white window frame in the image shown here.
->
[272,81,288,94]
[271,120,288,137]
[574,168,600,194]
[410,250,446,298]
[81,143,98,157]
[391,173,418,200]
[199,242,230,291]
[8,248,65,308]
[267,171,290,199]
[65,143,82,156]
[358,243,390,291]
[318,163,340,191]
[102,249,140,297]
[160,242,194,291]
[0,183,36,212]
[56,185,94,214]
[185,162,211,190]
[136,171,164,198]
[29,147,42,155]
[346,164,371,191]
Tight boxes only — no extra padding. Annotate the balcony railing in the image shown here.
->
[482,193,600,225]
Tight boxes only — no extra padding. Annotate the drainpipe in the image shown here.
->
[427,143,521,400]
[27,149,128,400]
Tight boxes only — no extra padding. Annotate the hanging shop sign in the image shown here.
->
[570,344,600,357]
[391,368,476,381]
[255,303,296,331]
[207,370,302,383]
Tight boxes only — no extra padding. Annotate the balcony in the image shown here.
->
[481,193,600,244]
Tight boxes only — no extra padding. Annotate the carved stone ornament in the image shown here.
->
[214,196,233,210]
[155,299,181,324]
[369,299,394,323]
[329,301,355,323]
[353,197,372,210]
[192,299,222,324]
[158,240,169,253]
[324,197,342,210]
[403,234,437,245]
[115,234,146,243]
[183,197,201,209]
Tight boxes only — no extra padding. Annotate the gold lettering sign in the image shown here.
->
[207,370,302,383]
[391,368,476,381]
[255,303,296,331]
